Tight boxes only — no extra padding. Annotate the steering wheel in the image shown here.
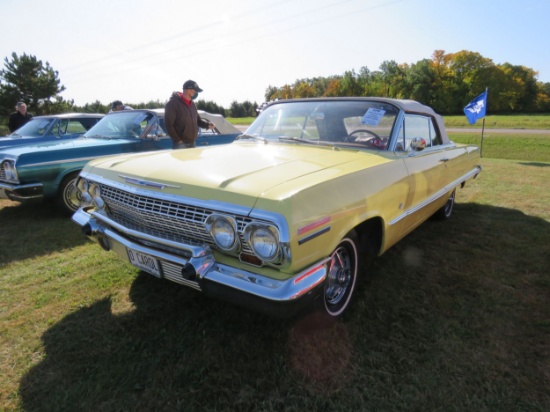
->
[343,129,382,143]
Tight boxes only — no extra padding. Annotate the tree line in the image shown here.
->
[1,50,549,124]
[265,50,550,114]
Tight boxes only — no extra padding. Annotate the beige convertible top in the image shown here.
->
[198,110,241,134]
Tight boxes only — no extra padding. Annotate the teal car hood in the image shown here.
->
[0,137,167,165]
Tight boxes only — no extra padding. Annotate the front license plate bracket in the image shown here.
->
[127,248,162,278]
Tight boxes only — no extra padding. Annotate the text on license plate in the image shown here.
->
[127,248,162,278]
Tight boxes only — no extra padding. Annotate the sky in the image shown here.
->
[1,0,549,109]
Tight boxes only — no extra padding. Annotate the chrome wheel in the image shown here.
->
[324,235,359,317]
[58,172,81,214]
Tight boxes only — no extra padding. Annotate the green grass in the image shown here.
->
[1,130,549,411]
[443,113,550,129]
[227,116,256,125]
[450,133,550,162]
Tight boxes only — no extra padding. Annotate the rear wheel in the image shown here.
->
[434,189,456,220]
[323,232,360,318]
[57,172,81,215]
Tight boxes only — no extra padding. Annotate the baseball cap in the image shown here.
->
[183,80,203,92]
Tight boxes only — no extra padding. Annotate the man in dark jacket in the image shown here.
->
[165,80,214,149]
[8,102,33,132]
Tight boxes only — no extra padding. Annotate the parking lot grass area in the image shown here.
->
[450,133,550,162]
[1,156,549,408]
[443,113,550,129]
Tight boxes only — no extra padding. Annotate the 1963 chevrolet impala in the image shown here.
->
[72,98,481,318]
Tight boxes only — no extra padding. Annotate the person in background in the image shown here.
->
[164,80,215,149]
[109,100,133,112]
[8,102,33,132]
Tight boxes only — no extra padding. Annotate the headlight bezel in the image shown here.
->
[205,214,241,254]
[1,159,19,183]
[76,177,105,210]
[243,223,281,263]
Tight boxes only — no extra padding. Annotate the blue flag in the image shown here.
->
[463,91,488,125]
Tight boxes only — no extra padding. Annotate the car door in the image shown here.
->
[397,114,449,229]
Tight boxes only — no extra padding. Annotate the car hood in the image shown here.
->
[0,137,134,159]
[84,141,392,209]
[0,135,44,149]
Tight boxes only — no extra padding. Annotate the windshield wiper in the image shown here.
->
[278,136,336,147]
[236,133,267,143]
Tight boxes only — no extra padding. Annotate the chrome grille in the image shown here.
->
[0,163,7,180]
[99,184,255,253]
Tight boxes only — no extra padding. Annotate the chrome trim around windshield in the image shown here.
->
[389,166,481,226]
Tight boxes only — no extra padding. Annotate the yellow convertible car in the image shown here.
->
[72,98,481,318]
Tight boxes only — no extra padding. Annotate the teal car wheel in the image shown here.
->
[57,172,82,215]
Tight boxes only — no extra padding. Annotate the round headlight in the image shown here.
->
[2,160,18,181]
[207,216,239,252]
[77,178,89,194]
[249,226,279,261]
[88,183,105,210]
[89,183,101,198]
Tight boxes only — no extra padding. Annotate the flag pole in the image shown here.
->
[480,117,485,158]
[480,87,488,158]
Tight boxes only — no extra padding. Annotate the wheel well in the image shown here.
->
[354,217,383,257]
[57,170,80,194]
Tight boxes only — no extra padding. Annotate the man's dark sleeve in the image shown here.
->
[197,117,210,129]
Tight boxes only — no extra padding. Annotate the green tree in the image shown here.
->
[403,59,437,107]
[339,70,362,96]
[197,100,226,116]
[499,64,539,111]
[0,52,66,117]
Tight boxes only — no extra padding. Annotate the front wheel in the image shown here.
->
[57,172,81,215]
[323,232,360,318]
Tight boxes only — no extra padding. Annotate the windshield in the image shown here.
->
[10,118,57,136]
[84,111,156,139]
[246,100,399,150]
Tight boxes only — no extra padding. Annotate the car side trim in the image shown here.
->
[388,165,481,226]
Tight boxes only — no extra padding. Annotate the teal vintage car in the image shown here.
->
[0,109,241,214]
[0,113,103,150]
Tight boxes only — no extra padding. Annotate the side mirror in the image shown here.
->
[410,137,427,151]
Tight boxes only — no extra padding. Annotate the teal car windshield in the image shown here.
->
[247,100,399,148]
[83,111,156,139]
[10,118,57,137]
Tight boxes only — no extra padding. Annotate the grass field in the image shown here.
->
[1,130,549,411]
[443,113,550,129]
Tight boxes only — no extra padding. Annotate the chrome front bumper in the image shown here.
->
[0,182,43,203]
[72,208,328,317]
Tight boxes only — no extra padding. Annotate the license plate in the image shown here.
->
[127,248,162,278]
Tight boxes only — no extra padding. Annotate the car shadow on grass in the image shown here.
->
[0,200,88,265]
[18,203,550,411]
